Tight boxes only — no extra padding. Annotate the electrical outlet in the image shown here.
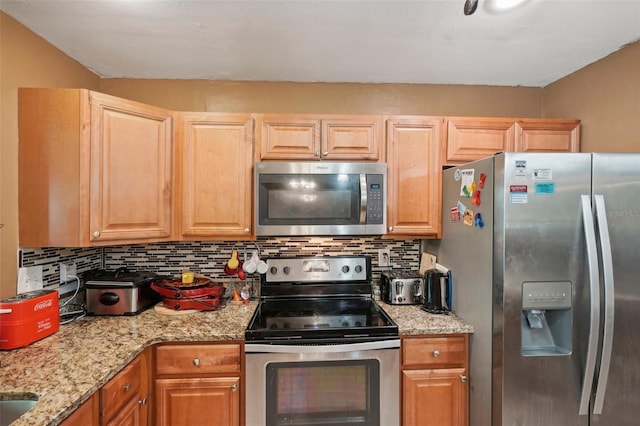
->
[378,249,391,267]
[60,262,77,283]
[17,265,43,294]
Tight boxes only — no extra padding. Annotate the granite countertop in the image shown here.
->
[0,300,472,426]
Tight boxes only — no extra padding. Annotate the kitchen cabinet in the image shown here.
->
[154,343,241,426]
[18,88,173,247]
[515,118,580,152]
[401,335,469,426]
[59,393,99,426]
[176,113,254,239]
[444,117,580,166]
[256,114,383,161]
[386,116,444,238]
[100,350,151,426]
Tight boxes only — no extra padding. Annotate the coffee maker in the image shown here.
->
[422,268,452,314]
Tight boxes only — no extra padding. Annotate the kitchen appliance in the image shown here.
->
[380,271,424,305]
[422,268,452,314]
[245,256,400,426]
[426,152,640,425]
[254,161,386,236]
[150,277,224,311]
[84,268,160,315]
[0,289,59,350]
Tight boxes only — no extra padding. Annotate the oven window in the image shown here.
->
[266,359,380,426]
[258,174,361,225]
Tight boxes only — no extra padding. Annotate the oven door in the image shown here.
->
[245,340,400,426]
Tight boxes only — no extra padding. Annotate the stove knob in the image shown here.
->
[270,323,278,329]
[270,266,278,275]
[342,265,350,273]
[342,322,350,327]
[355,321,363,327]
[283,266,291,275]
[355,265,363,273]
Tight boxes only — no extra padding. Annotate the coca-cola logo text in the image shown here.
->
[34,299,53,311]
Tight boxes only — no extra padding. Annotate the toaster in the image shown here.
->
[0,289,60,350]
[381,271,424,305]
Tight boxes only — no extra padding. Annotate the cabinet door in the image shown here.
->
[60,393,99,426]
[386,117,443,237]
[89,92,173,243]
[446,117,515,165]
[155,377,240,426]
[403,368,468,426]
[258,114,320,160]
[322,116,382,160]
[177,113,253,239]
[104,395,141,426]
[515,119,580,152]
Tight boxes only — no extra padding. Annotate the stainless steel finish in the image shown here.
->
[381,272,424,305]
[433,350,440,357]
[592,195,615,414]
[359,173,367,224]
[264,256,368,283]
[245,343,400,426]
[245,339,400,354]
[92,231,100,238]
[193,358,200,366]
[231,384,237,392]
[254,161,387,236]
[578,195,600,416]
[460,375,467,383]
[590,154,640,425]
[0,400,38,426]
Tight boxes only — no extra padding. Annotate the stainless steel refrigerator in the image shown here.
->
[425,152,640,426]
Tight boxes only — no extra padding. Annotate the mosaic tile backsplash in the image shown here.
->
[20,237,421,293]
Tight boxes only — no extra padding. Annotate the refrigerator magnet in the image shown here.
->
[535,182,555,194]
[459,169,475,196]
[463,209,474,226]
[450,206,461,223]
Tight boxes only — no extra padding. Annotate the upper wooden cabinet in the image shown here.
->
[515,119,580,152]
[386,116,443,238]
[446,117,516,164]
[444,117,580,166]
[18,88,173,247]
[175,113,254,240]
[256,114,383,161]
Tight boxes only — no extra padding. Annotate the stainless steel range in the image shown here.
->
[245,256,400,426]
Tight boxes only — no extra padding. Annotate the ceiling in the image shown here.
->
[2,0,639,87]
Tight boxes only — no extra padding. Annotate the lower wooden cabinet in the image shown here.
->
[401,335,469,426]
[154,342,242,426]
[59,393,99,426]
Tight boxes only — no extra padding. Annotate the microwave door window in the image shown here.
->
[259,174,360,225]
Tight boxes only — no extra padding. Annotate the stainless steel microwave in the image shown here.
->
[255,162,387,236]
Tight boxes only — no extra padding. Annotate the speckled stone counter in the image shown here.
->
[0,300,472,426]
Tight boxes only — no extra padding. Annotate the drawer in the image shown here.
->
[156,343,241,375]
[100,355,141,417]
[402,336,467,367]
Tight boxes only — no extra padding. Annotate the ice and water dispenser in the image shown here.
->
[521,281,572,356]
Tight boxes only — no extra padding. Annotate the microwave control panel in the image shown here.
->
[366,174,384,224]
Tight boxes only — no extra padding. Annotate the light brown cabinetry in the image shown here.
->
[386,117,444,238]
[18,88,173,247]
[59,393,99,426]
[100,351,151,426]
[257,114,382,161]
[402,335,469,426]
[155,343,241,426]
[176,113,254,239]
[445,117,580,166]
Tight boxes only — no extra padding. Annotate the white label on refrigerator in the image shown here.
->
[515,160,527,180]
[509,185,528,203]
[532,168,552,180]
[459,169,475,196]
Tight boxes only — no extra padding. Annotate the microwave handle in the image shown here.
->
[359,174,367,224]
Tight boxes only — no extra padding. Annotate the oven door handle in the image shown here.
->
[245,339,400,354]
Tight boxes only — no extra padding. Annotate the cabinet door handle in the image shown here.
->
[315,151,320,157]
[388,226,394,232]
[243,228,250,233]
[92,231,101,238]
[432,350,440,357]
[323,151,329,156]
[460,375,468,383]
[193,358,201,366]
[231,384,237,392]
[138,398,147,405]
[123,383,131,391]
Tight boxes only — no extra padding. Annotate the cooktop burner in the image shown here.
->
[245,256,398,344]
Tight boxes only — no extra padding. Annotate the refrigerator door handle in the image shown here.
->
[578,195,601,416]
[593,194,615,414]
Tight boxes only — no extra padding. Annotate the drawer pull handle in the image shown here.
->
[460,375,468,383]
[123,383,131,392]
[138,398,147,406]
[93,231,101,238]
[193,358,201,366]
[433,350,440,357]
[231,384,237,392]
